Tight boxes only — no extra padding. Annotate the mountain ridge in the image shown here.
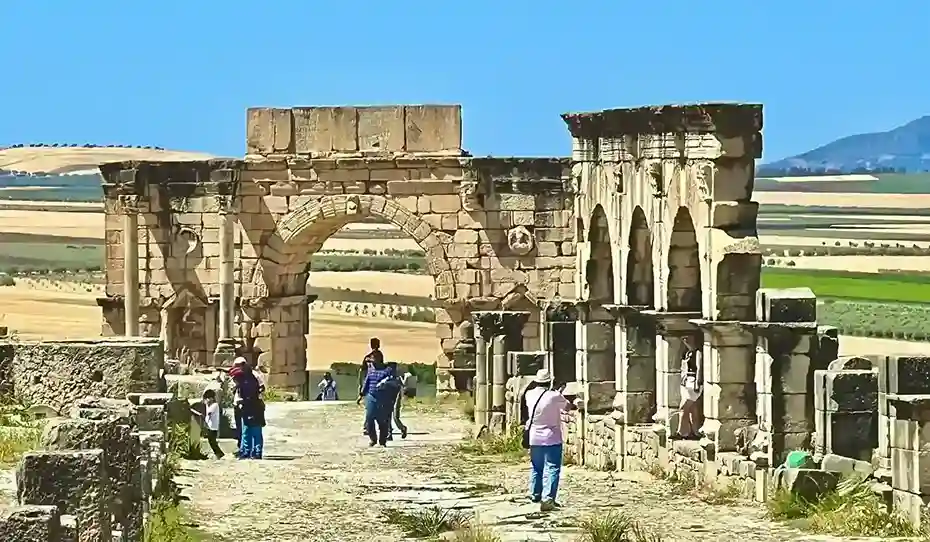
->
[761,115,930,175]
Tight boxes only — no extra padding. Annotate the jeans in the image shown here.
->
[233,405,243,447]
[390,393,407,437]
[205,429,224,459]
[529,444,563,502]
[239,425,263,459]
[364,395,390,445]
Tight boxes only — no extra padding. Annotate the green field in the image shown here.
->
[761,268,930,303]
[755,173,930,194]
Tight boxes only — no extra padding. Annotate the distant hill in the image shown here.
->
[0,146,214,175]
[760,116,930,175]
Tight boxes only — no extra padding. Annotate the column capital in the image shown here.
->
[117,194,142,215]
[473,310,531,341]
[542,300,580,323]
[640,310,702,335]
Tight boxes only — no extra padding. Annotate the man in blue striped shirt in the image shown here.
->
[358,358,398,446]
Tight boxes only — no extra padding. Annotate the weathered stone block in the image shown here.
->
[404,105,462,152]
[10,339,164,414]
[292,106,359,153]
[881,356,930,395]
[17,450,111,542]
[0,506,61,542]
[774,468,840,501]
[357,106,405,152]
[756,288,816,323]
[813,370,878,412]
[507,351,547,376]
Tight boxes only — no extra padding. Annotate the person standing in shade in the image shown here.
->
[401,367,418,399]
[523,369,577,512]
[316,372,339,401]
[674,333,704,440]
[357,357,394,447]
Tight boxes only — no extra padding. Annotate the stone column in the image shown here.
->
[579,303,616,414]
[118,194,141,337]
[878,355,930,474]
[213,194,238,365]
[160,307,174,358]
[474,311,531,433]
[606,305,656,425]
[474,325,490,429]
[698,322,756,454]
[813,356,878,461]
[240,295,314,397]
[751,288,821,465]
[886,395,930,528]
[543,301,579,383]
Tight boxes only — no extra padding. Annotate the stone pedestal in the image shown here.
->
[578,303,617,415]
[878,355,930,471]
[606,305,655,425]
[886,395,930,527]
[474,311,531,433]
[813,356,878,461]
[118,195,141,337]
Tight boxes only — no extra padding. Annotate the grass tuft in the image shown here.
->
[456,425,526,461]
[767,477,919,538]
[381,506,468,538]
[448,522,502,542]
[144,497,205,542]
[578,510,663,542]
[0,426,41,465]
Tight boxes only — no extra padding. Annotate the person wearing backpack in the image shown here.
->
[522,369,577,512]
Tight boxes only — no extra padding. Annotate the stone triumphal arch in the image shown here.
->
[97,105,574,393]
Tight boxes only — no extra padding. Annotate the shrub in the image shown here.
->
[0,275,14,287]
[767,477,918,538]
[456,425,525,460]
[381,506,467,538]
[0,427,41,465]
[577,511,663,541]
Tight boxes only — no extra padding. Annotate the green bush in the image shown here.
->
[818,299,930,340]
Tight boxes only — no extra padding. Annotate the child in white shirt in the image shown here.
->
[202,389,225,459]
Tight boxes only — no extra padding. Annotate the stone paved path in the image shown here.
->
[180,401,885,542]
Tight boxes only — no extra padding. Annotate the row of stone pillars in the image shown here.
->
[117,192,239,364]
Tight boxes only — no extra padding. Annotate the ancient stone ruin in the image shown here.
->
[1,102,930,539]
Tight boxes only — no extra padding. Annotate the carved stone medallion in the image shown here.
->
[506,225,534,256]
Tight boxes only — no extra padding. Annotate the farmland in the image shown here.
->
[2,164,930,361]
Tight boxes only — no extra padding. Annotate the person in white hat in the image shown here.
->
[522,368,577,512]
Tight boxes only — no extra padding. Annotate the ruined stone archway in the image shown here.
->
[667,207,702,312]
[255,194,454,300]
[583,204,616,413]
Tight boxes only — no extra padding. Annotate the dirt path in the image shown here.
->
[180,402,866,542]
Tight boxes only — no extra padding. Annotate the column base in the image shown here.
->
[212,339,238,366]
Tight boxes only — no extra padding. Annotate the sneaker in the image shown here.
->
[540,500,559,512]
[368,440,377,447]
[386,434,393,441]
[400,427,408,439]
[529,495,541,503]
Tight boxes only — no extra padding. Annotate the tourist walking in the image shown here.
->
[385,362,408,441]
[357,357,395,447]
[316,372,339,401]
[523,369,577,512]
[359,337,385,435]
[200,389,225,459]
[401,367,418,399]
[239,392,266,459]
[675,333,704,440]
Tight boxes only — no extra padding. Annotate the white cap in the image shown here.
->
[533,369,552,384]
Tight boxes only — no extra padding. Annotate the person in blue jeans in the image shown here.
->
[523,369,578,512]
[357,357,395,447]
[239,395,265,459]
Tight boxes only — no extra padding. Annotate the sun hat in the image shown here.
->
[533,369,552,384]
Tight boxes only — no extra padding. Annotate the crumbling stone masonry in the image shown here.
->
[97,105,574,394]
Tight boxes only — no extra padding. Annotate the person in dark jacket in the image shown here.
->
[358,357,397,447]
[359,337,384,435]
[385,362,407,441]
[230,362,264,459]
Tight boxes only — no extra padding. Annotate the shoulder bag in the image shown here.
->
[522,390,546,449]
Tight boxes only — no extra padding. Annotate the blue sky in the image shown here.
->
[2,1,928,162]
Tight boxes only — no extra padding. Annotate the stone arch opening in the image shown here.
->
[667,207,702,312]
[623,205,657,424]
[583,204,616,413]
[244,194,455,395]
[585,205,613,303]
[626,206,654,307]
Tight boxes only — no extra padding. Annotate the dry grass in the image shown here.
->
[309,271,433,297]
[0,147,214,175]
[786,255,930,273]
[0,280,440,370]
[0,209,103,239]
[577,511,664,541]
